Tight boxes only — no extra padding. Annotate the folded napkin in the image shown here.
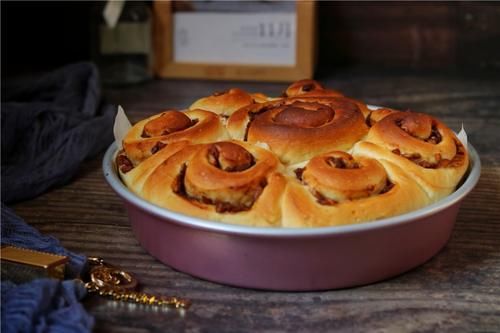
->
[1,62,116,333]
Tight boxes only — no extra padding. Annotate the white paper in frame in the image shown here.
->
[152,1,316,82]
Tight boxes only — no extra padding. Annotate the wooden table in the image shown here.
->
[13,71,500,332]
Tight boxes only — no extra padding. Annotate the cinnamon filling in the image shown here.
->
[295,168,338,206]
[294,167,305,181]
[311,179,395,206]
[311,178,394,205]
[243,103,282,141]
[151,141,167,155]
[312,190,338,206]
[172,164,267,213]
[426,126,442,144]
[302,83,314,92]
[448,139,467,167]
[211,179,267,213]
[116,152,134,173]
[392,148,436,168]
[285,80,323,96]
[326,156,360,169]
[172,164,188,196]
[365,112,375,127]
[379,179,395,194]
[391,138,464,169]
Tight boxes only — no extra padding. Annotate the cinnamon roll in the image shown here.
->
[284,79,344,98]
[365,107,399,127]
[282,150,430,227]
[362,111,469,200]
[138,141,286,227]
[227,97,368,164]
[284,80,371,118]
[189,88,273,117]
[116,80,470,228]
[122,109,228,166]
[117,140,190,193]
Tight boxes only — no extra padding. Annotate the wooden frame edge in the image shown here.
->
[152,0,316,82]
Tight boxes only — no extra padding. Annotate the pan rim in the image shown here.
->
[103,125,480,238]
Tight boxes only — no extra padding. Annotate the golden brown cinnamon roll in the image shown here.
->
[282,150,430,227]
[116,80,470,228]
[117,140,190,193]
[365,107,399,127]
[284,79,344,98]
[138,141,286,227]
[362,111,469,200]
[227,97,368,164]
[189,88,273,117]
[122,109,228,166]
[283,79,372,118]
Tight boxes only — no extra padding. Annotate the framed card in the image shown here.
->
[152,1,316,82]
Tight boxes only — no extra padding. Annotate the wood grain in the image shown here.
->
[317,2,500,69]
[12,72,500,332]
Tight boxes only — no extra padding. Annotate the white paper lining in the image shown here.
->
[113,106,132,150]
[457,124,468,151]
[103,0,125,29]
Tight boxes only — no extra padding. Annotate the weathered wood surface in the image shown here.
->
[318,2,500,69]
[12,71,500,332]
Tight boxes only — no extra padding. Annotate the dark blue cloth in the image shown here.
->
[1,62,116,204]
[1,280,92,333]
[1,62,116,333]
[1,207,95,333]
[1,204,87,278]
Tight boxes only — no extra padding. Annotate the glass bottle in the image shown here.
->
[91,1,152,86]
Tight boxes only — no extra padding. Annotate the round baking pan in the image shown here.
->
[103,141,480,291]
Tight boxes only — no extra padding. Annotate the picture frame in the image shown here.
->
[152,1,316,82]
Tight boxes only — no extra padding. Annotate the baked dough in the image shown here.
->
[139,141,286,227]
[227,97,369,164]
[122,109,228,165]
[116,80,469,228]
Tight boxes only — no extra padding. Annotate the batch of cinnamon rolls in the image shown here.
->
[116,80,469,228]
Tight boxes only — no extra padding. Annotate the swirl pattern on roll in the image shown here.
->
[362,111,469,200]
[189,88,273,117]
[283,79,344,98]
[282,150,430,227]
[117,140,190,194]
[139,141,286,227]
[122,109,228,166]
[227,97,369,164]
[116,80,470,228]
[364,107,399,127]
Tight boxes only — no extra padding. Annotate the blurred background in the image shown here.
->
[2,1,500,82]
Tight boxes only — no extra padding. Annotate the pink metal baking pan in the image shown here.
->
[103,141,480,291]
